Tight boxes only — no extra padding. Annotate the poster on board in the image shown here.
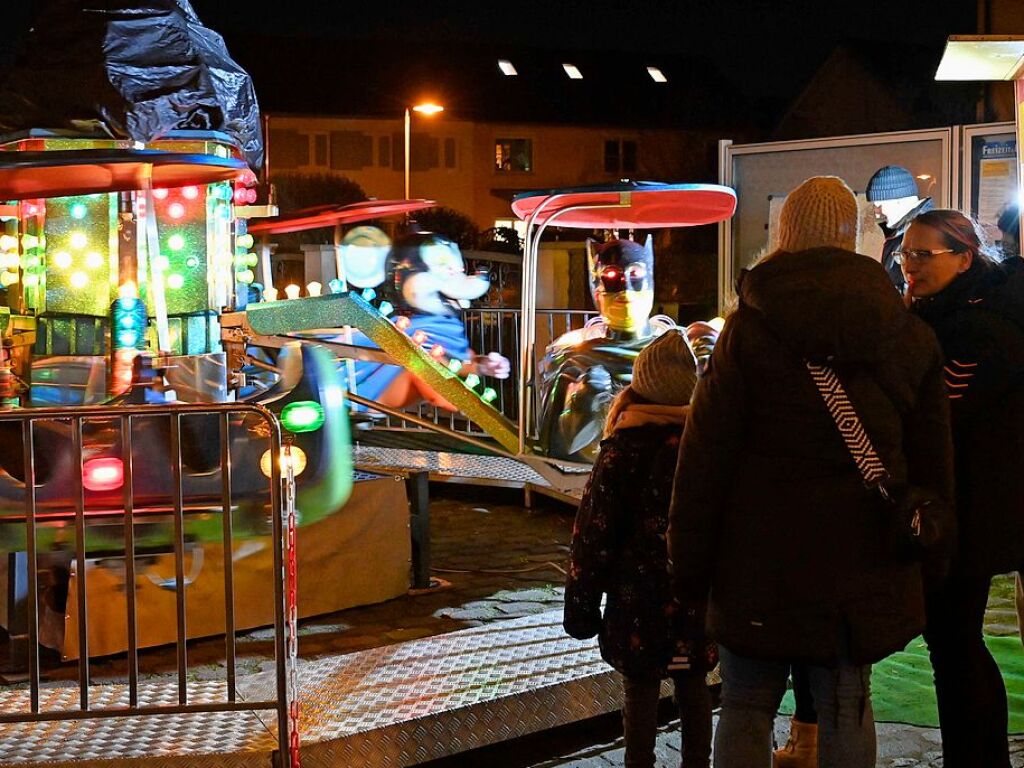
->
[977,139,1017,244]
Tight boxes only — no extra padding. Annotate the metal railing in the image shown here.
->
[0,402,298,767]
[383,308,598,438]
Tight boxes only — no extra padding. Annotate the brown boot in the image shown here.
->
[773,718,818,768]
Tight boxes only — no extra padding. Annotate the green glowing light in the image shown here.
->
[465,374,480,388]
[168,234,185,251]
[281,401,325,433]
[236,234,254,249]
[448,358,463,373]
[482,387,498,403]
[70,203,88,220]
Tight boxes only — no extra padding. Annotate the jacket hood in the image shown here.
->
[738,247,911,364]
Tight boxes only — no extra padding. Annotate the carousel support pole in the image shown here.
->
[142,175,171,352]
[332,223,358,395]
[406,470,432,590]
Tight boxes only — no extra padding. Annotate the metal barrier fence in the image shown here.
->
[385,308,598,437]
[0,402,298,767]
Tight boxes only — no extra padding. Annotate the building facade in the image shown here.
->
[265,113,717,233]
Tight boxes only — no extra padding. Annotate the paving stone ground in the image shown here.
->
[11,483,1024,766]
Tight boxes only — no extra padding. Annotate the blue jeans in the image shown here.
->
[713,643,875,768]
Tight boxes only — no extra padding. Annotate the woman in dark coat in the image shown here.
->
[668,176,954,768]
[900,208,1024,768]
[564,329,716,768]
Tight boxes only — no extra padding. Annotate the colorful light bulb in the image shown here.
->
[0,235,16,251]
[22,234,39,249]
[70,271,88,289]
[182,186,200,200]
[448,358,463,373]
[70,203,88,220]
[361,288,377,301]
[185,256,199,268]
[378,301,394,316]
[0,272,17,287]
[464,374,480,388]
[168,234,185,251]
[263,287,278,301]
[152,255,170,271]
[53,251,72,270]
[237,269,255,284]
[167,273,185,289]
[481,387,498,403]
[281,401,325,433]
[69,232,87,250]
[152,188,169,200]
[430,344,446,359]
[412,329,429,345]
[328,279,344,294]
[22,273,38,287]
[284,283,300,300]
[394,315,411,331]
[85,251,104,270]
[236,234,254,249]
[168,203,186,219]
[306,281,322,297]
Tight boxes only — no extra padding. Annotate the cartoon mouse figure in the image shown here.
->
[346,230,510,410]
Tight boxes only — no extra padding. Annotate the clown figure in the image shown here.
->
[537,236,711,463]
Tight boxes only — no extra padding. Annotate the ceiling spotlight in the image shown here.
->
[498,59,518,76]
[563,63,583,80]
[647,66,667,83]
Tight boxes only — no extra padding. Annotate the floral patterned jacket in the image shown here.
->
[563,417,717,679]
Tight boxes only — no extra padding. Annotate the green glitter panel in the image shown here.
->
[42,194,114,317]
[35,314,107,356]
[151,188,210,315]
[166,312,221,356]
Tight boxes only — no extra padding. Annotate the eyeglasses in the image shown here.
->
[892,248,955,265]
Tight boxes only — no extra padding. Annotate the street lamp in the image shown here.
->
[405,102,444,200]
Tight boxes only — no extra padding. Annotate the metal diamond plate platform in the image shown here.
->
[0,610,700,767]
[0,681,276,767]
[353,446,587,504]
[240,609,629,768]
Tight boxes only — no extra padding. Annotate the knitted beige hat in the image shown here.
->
[777,176,859,253]
[631,329,698,406]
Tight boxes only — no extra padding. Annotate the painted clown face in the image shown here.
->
[388,233,490,316]
[586,236,655,335]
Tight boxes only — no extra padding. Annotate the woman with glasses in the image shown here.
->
[899,209,1024,768]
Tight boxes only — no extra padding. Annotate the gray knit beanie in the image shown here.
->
[631,329,698,406]
[777,176,859,254]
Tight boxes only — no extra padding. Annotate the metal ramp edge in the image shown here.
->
[239,610,629,768]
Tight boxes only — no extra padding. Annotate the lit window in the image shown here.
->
[494,139,532,173]
[563,63,583,80]
[498,60,518,76]
[647,66,667,83]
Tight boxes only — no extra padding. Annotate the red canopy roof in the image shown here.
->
[0,149,246,200]
[247,199,436,234]
[511,182,736,228]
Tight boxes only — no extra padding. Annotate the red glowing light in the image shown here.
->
[245,189,258,204]
[182,186,200,200]
[234,188,248,204]
[82,457,124,492]
[153,188,169,200]
[168,202,186,219]
[24,204,40,216]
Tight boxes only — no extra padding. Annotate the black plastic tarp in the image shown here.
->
[0,0,263,169]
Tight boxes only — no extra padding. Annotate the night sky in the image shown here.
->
[185,0,976,101]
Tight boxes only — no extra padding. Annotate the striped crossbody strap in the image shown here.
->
[805,362,889,488]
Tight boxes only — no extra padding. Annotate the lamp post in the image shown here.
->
[404,102,444,200]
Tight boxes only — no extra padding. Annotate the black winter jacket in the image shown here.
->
[912,257,1024,577]
[564,421,717,678]
[668,248,954,666]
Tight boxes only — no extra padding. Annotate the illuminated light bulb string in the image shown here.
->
[389,310,498,405]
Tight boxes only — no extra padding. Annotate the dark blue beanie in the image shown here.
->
[866,166,918,202]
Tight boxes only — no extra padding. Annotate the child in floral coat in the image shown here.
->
[564,329,716,768]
